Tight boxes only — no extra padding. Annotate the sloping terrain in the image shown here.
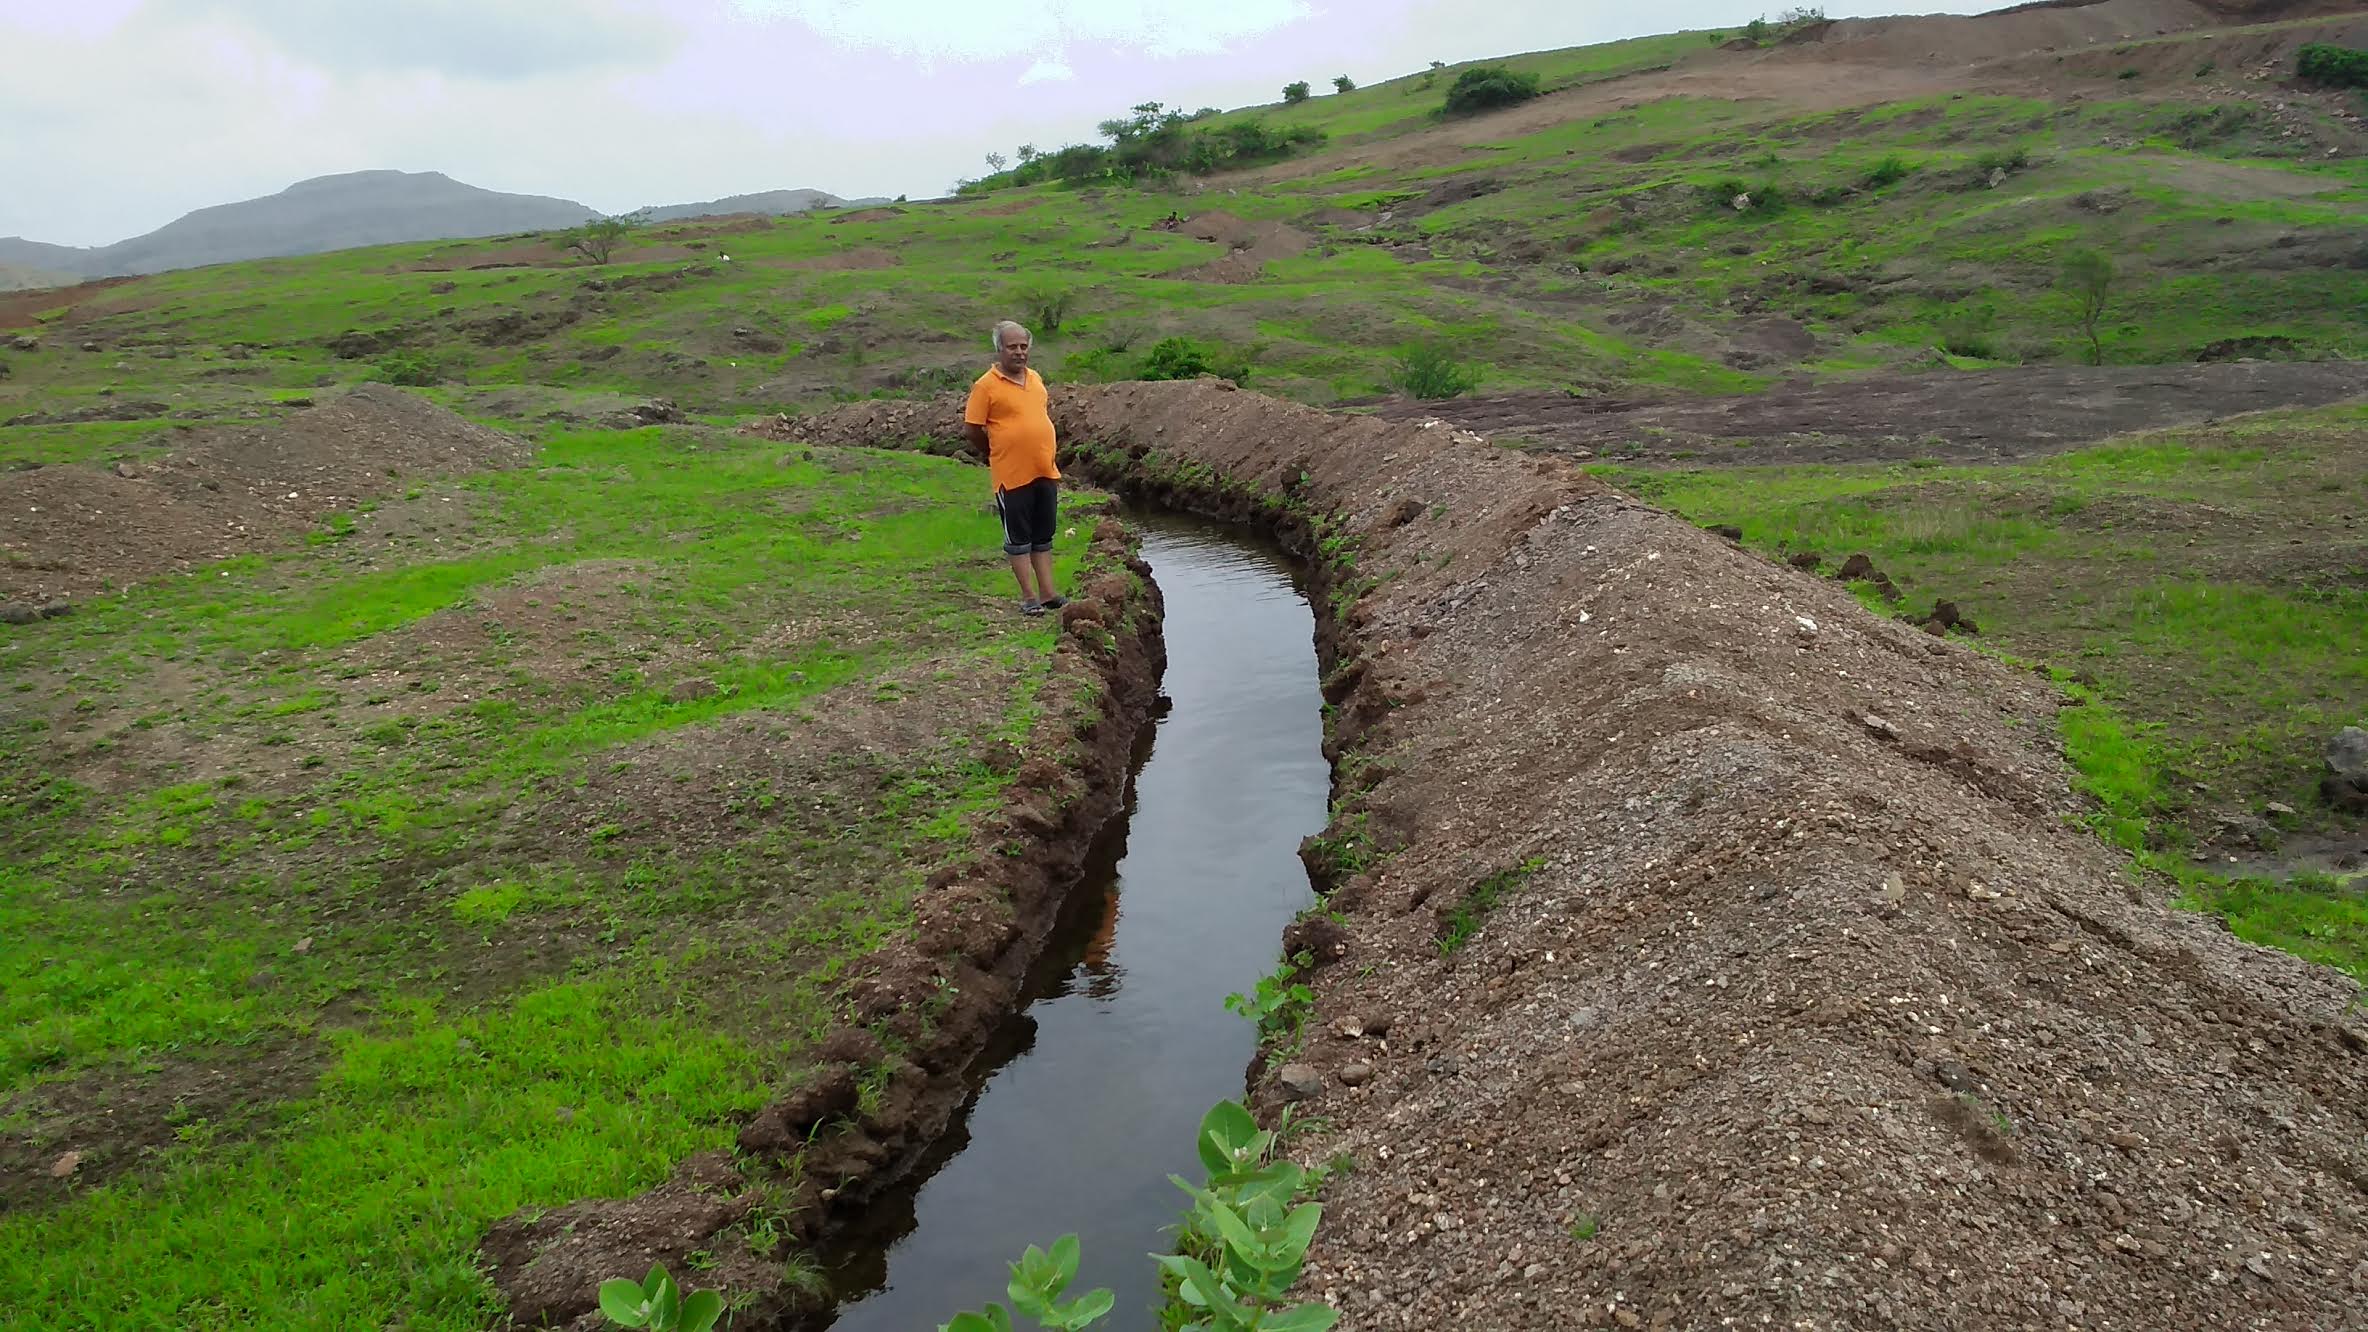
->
[1028,378,2368,1330]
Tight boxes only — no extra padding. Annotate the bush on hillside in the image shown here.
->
[1702,177,1787,214]
[1333,76,1356,94]
[1283,81,1312,105]
[1938,302,2000,360]
[1442,66,1541,116]
[965,102,1323,191]
[1388,342,1483,399]
[1013,281,1076,334]
[371,351,452,387]
[2297,43,2368,89]
[1136,336,1255,384]
[1862,155,1914,189]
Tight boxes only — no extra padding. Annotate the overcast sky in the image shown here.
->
[2,0,1997,247]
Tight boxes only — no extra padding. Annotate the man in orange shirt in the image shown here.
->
[963,320,1066,616]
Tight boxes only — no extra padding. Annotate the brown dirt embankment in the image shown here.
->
[1010,379,2368,1330]
[482,519,1167,1331]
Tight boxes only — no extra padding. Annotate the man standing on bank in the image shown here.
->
[964,319,1066,616]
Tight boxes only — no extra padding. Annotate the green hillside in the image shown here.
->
[2,10,2366,1328]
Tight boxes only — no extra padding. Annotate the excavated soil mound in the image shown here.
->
[995,380,2368,1329]
[1179,211,1315,283]
[0,384,531,602]
[1370,361,2368,465]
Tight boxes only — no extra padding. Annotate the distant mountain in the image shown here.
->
[639,189,883,223]
[2,172,885,285]
[3,171,594,281]
[0,261,76,292]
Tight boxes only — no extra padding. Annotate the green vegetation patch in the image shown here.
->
[0,425,1108,1328]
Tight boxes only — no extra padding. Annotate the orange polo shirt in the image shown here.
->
[964,366,1061,493]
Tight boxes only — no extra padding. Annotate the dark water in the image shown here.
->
[817,520,1329,1330]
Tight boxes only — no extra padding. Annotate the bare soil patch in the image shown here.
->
[0,384,531,602]
[1177,212,1315,284]
[829,207,908,225]
[1371,361,2368,464]
[1002,378,2368,1330]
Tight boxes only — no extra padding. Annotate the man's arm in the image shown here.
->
[962,423,990,461]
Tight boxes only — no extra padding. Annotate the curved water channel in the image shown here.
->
[817,519,1330,1329]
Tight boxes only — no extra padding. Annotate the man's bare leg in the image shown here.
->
[1009,555,1046,604]
[1030,550,1060,605]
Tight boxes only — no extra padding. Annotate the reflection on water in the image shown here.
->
[816,519,1329,1330]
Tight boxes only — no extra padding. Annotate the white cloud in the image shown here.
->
[729,0,1312,62]
[0,0,2011,247]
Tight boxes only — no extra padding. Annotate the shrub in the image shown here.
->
[2297,43,2368,89]
[1388,341,1482,399]
[2117,67,2141,80]
[1137,336,1254,383]
[1862,155,1913,188]
[1745,17,1770,42]
[2057,249,2115,366]
[1702,177,1786,214]
[1014,282,1076,334]
[1443,65,1541,116]
[1282,80,1311,104]
[1332,75,1356,94]
[1972,146,2031,179]
[370,351,449,387]
[1937,302,2000,360]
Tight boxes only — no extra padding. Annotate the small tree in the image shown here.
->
[564,214,636,265]
[1014,281,1076,334]
[985,151,1009,173]
[1282,81,1311,105]
[1332,75,1356,94]
[2057,249,2115,366]
[1016,144,1039,164]
[1388,342,1483,399]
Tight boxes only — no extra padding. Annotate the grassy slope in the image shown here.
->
[1,17,2365,1325]
[0,425,1094,1327]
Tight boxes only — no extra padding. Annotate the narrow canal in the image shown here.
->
[818,519,1330,1329]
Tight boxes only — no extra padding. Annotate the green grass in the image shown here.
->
[1597,407,2367,981]
[0,421,1106,1327]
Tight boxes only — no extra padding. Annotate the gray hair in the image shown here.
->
[992,320,1030,349]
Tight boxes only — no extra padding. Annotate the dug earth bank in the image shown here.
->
[776,379,2368,1330]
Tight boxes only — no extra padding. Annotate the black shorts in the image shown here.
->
[995,478,1058,556]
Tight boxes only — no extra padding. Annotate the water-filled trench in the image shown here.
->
[816,517,1331,1328]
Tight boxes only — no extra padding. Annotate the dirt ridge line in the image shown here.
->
[479,518,1166,1330]
[1020,379,2367,1329]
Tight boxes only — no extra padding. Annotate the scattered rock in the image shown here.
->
[1361,1013,1392,1038]
[667,677,719,704]
[0,603,37,626]
[2328,728,2368,785]
[9,335,37,352]
[1835,552,1876,581]
[429,281,457,295]
[1861,713,1899,741]
[1423,1055,1463,1077]
[1339,1062,1375,1087]
[1708,524,1744,542]
[1277,1063,1324,1101]
[79,340,101,353]
[2326,728,2368,813]
[112,461,139,479]
[36,600,71,620]
[1787,551,1823,571]
[603,399,686,429]
[49,1151,81,1179]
